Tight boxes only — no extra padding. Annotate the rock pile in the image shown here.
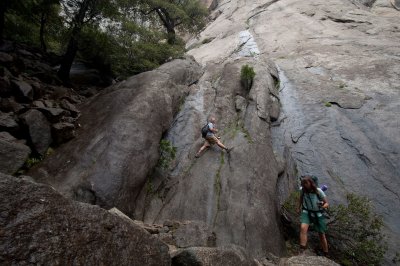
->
[0,41,88,174]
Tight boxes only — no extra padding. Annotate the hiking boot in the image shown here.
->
[298,245,307,256]
[225,147,234,153]
[195,154,200,158]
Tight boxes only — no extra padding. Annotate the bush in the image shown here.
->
[282,192,387,265]
[240,64,256,91]
[157,139,177,170]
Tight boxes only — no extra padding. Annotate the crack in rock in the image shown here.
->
[291,131,305,143]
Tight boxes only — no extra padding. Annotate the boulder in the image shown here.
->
[171,246,259,266]
[11,79,34,102]
[0,51,13,64]
[279,256,340,266]
[0,111,19,134]
[37,107,68,122]
[0,76,11,96]
[52,122,76,145]
[43,99,55,107]
[173,221,216,248]
[60,99,80,117]
[32,100,45,108]
[29,57,202,213]
[0,132,30,174]
[0,97,26,113]
[19,109,52,155]
[0,173,171,265]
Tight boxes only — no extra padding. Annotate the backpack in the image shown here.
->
[201,123,209,138]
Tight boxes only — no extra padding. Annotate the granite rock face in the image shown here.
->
[187,0,399,263]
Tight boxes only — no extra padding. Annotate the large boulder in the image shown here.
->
[19,109,52,155]
[171,246,259,266]
[52,122,76,145]
[11,79,34,102]
[29,57,202,213]
[0,111,19,135]
[0,132,30,174]
[279,256,340,266]
[0,173,170,265]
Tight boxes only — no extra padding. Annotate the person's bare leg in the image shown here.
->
[300,223,309,248]
[196,143,210,157]
[319,233,328,253]
[216,140,228,150]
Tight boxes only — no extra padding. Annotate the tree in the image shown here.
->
[2,0,62,50]
[141,0,208,44]
[34,0,61,51]
[57,0,118,84]
[0,0,10,43]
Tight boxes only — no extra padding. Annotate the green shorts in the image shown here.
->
[301,210,327,233]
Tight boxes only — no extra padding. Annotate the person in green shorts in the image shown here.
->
[297,176,329,256]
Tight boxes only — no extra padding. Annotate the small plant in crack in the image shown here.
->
[241,64,256,91]
[157,139,177,170]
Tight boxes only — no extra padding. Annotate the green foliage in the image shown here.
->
[145,177,154,194]
[4,0,63,50]
[141,0,208,44]
[25,156,42,168]
[157,139,177,170]
[3,0,192,80]
[282,192,387,265]
[325,102,332,107]
[328,194,387,265]
[240,64,256,91]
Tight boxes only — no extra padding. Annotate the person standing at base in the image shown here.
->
[297,176,329,256]
[195,117,230,158]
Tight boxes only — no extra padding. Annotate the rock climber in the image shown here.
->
[195,116,231,158]
[297,175,329,257]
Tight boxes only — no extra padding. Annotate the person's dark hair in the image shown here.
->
[301,176,318,193]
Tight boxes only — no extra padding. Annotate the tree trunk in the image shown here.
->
[57,34,78,85]
[166,27,176,45]
[40,12,47,52]
[0,0,7,44]
[57,0,93,84]
[155,8,176,45]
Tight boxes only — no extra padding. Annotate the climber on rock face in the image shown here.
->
[297,176,329,257]
[195,117,231,158]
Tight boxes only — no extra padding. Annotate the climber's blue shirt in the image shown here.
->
[206,122,214,138]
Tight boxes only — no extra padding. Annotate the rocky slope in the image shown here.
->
[0,41,107,176]
[187,0,399,262]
